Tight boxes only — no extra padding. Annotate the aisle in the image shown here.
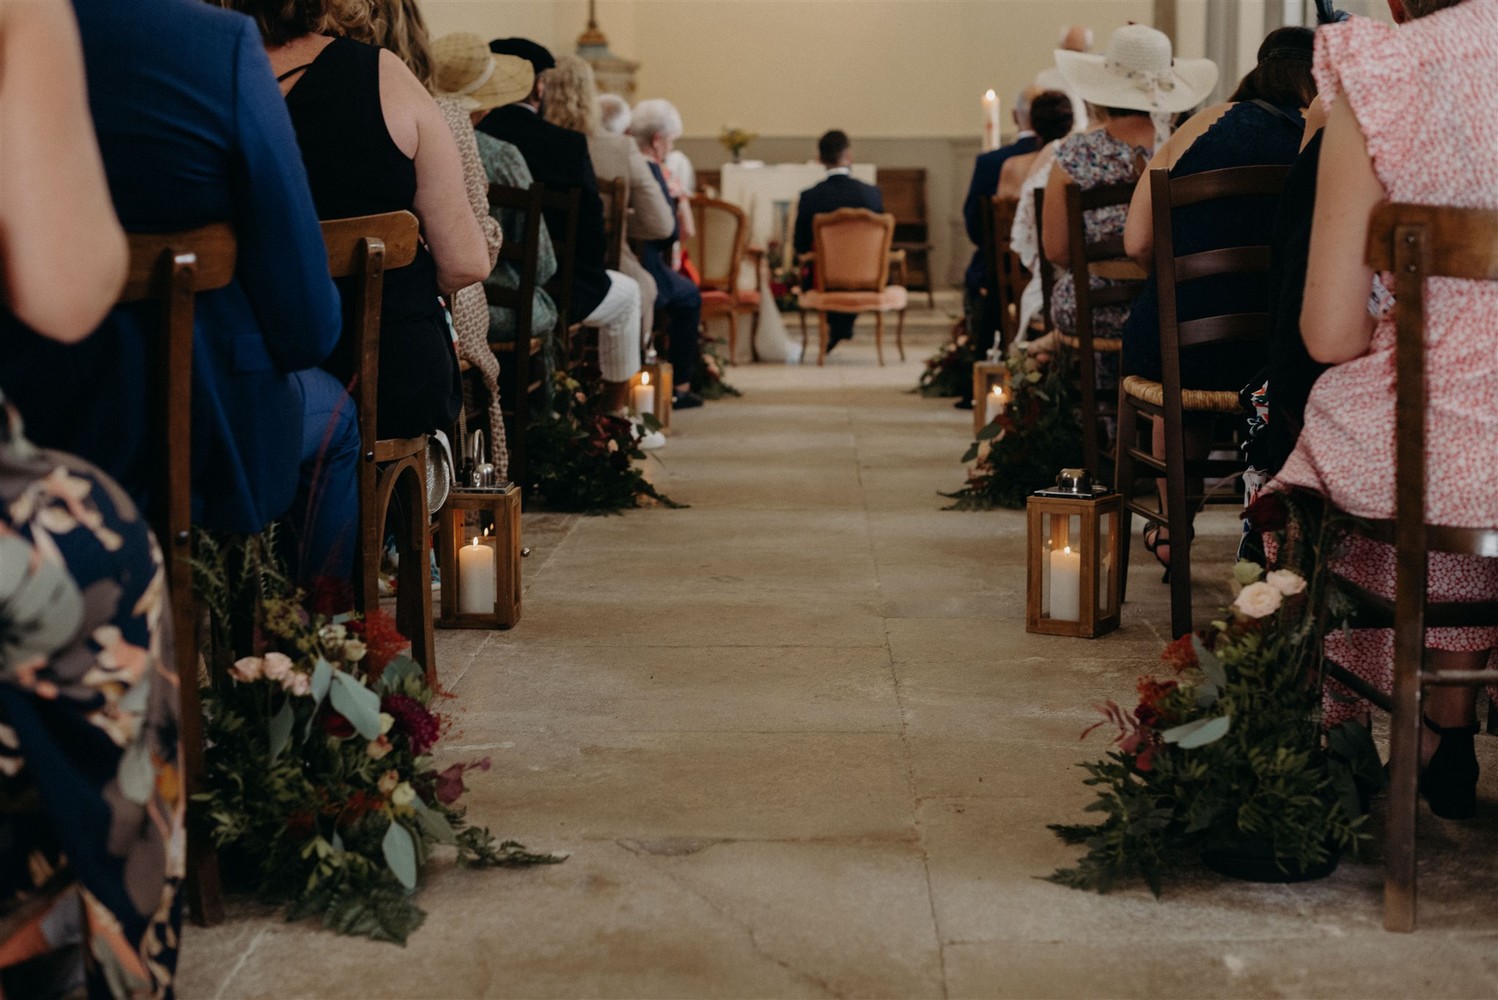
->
[181,304,1498,999]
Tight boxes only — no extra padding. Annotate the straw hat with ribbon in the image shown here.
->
[432,32,534,112]
[1055,24,1218,146]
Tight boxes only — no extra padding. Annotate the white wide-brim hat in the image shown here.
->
[433,32,534,112]
[1055,24,1218,116]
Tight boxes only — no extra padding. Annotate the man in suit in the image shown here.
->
[0,0,356,581]
[476,38,643,407]
[961,87,1040,373]
[794,130,883,352]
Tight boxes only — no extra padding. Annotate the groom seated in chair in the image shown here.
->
[793,130,883,353]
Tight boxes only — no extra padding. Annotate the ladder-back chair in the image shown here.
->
[485,181,548,492]
[320,213,434,684]
[988,195,1030,353]
[796,208,908,366]
[598,176,627,273]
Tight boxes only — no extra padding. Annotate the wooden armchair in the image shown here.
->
[320,213,434,685]
[122,223,237,927]
[796,208,907,366]
[598,176,627,273]
[688,194,759,363]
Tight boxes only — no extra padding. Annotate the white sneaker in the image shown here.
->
[637,430,667,451]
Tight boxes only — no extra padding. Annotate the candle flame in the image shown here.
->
[641,371,651,387]
[484,525,491,536]
[990,385,1004,398]
[472,536,479,547]
[1063,546,1072,555]
[984,88,996,100]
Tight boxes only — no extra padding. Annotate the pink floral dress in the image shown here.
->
[1272,3,1498,725]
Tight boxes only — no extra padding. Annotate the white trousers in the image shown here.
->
[586,269,642,382]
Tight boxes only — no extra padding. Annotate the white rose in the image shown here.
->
[390,782,416,808]
[344,639,367,662]
[1265,570,1307,597]
[379,712,395,735]
[318,623,347,645]
[230,656,263,682]
[1232,581,1283,619]
[262,651,294,681]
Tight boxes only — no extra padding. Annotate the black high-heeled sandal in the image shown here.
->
[1143,524,1171,584]
[1420,715,1480,820]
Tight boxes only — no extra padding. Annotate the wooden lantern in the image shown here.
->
[436,485,522,630]
[636,360,673,435]
[972,361,1010,437]
[1025,470,1121,638]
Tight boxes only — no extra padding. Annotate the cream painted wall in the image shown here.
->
[420,0,1154,139]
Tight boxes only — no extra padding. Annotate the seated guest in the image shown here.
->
[630,99,705,407]
[0,6,182,995]
[229,0,490,442]
[1274,0,1498,817]
[0,0,353,583]
[478,37,643,411]
[1034,23,1095,133]
[961,88,1040,362]
[996,92,1074,202]
[793,130,884,353]
[1042,24,1216,341]
[599,92,632,136]
[1117,27,1314,574]
[543,56,675,351]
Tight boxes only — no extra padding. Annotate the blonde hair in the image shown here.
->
[335,0,435,90]
[541,55,600,135]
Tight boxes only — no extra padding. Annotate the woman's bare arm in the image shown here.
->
[0,0,126,341]
[1042,165,1072,267]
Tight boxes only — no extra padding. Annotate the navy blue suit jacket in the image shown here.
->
[793,173,884,257]
[0,0,341,534]
[962,134,1040,291]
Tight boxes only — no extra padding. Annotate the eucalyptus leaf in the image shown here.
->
[1192,635,1227,689]
[959,443,979,463]
[1161,714,1232,749]
[329,670,382,740]
[412,799,457,845]
[975,421,1002,442]
[1194,681,1220,709]
[268,700,294,762]
[382,820,418,890]
[311,657,333,703]
[378,654,422,693]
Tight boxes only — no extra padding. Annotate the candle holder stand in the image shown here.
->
[436,484,522,630]
[1025,469,1121,638]
[973,361,1010,437]
[637,361,673,435]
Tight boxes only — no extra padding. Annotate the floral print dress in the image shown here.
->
[1271,7,1498,725]
[0,394,182,998]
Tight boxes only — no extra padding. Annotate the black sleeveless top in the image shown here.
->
[283,37,459,438]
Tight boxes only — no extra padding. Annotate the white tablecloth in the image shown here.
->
[718,162,878,364]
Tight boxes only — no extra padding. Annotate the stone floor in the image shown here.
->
[179,298,1498,999]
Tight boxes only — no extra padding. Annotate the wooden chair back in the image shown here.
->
[539,185,581,347]
[688,195,748,293]
[319,213,433,683]
[1349,201,1498,932]
[876,167,928,244]
[811,208,895,293]
[485,181,548,489]
[1062,178,1146,476]
[989,195,1030,351]
[598,176,627,272]
[1032,187,1057,336]
[120,222,237,927]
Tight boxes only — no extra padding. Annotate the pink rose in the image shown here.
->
[283,671,312,697]
[262,651,294,681]
[231,656,263,682]
[367,735,393,760]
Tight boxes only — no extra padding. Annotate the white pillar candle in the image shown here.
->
[982,89,1001,152]
[631,371,654,417]
[1049,545,1081,622]
[984,385,1006,425]
[458,536,496,615]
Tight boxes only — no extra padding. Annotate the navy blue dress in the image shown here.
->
[1121,101,1305,388]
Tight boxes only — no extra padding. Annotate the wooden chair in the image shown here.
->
[1060,179,1147,479]
[539,186,585,368]
[1322,202,1498,932]
[1033,187,1058,338]
[319,213,434,685]
[598,175,627,272]
[987,195,1030,353]
[877,167,936,307]
[796,208,908,366]
[485,181,549,491]
[688,194,760,364]
[121,223,237,927]
[1112,165,1289,638]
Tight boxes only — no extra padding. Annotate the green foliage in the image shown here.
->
[1049,496,1384,894]
[914,330,976,398]
[692,338,742,400]
[524,371,683,514]
[942,348,1083,510]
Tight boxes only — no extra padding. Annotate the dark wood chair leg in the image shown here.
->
[1113,398,1138,607]
[1163,404,1193,639]
[1077,348,1100,479]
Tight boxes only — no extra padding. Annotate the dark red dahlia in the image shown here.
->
[383,693,441,756]
[1159,635,1199,674]
[362,608,410,674]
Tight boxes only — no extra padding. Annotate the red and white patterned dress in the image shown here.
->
[1272,2,1498,726]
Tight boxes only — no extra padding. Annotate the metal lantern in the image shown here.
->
[635,360,673,435]
[972,360,1011,436]
[1025,469,1121,638]
[436,485,522,630]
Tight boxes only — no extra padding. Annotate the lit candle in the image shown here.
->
[984,385,1006,425]
[982,89,1001,151]
[458,536,496,615]
[631,371,654,417]
[1049,545,1081,622]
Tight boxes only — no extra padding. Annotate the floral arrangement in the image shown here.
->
[193,532,564,943]
[526,370,682,514]
[765,240,800,313]
[1048,495,1382,894]
[914,326,976,398]
[692,337,741,400]
[718,125,756,161]
[942,347,1082,510]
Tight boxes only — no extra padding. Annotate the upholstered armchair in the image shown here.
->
[796,208,907,366]
[688,195,760,363]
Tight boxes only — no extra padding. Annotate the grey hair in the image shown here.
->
[630,98,683,149]
[598,93,632,135]
[1013,88,1034,128]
